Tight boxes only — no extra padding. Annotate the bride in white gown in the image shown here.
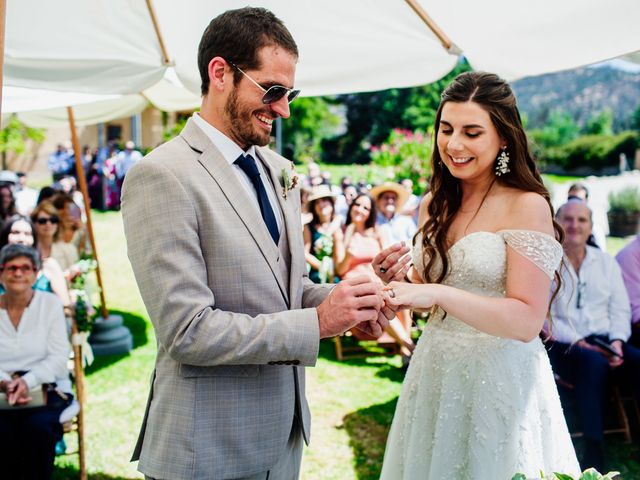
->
[374,72,580,479]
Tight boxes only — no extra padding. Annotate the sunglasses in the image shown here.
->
[0,264,35,274]
[35,216,59,225]
[227,60,300,105]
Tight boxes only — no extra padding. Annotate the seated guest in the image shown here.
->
[370,182,416,245]
[336,194,415,361]
[31,201,79,274]
[567,182,607,250]
[546,199,639,472]
[0,244,72,480]
[51,193,87,255]
[303,186,342,284]
[0,183,17,225]
[616,229,640,346]
[0,216,71,309]
[370,182,417,363]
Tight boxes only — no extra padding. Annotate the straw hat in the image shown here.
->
[307,185,337,203]
[369,182,410,209]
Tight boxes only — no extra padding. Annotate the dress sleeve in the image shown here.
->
[500,230,563,280]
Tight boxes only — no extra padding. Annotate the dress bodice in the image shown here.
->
[412,230,562,337]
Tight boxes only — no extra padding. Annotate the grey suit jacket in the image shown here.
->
[122,118,331,480]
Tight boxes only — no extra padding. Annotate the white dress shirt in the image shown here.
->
[0,291,70,392]
[550,245,631,344]
[192,113,283,233]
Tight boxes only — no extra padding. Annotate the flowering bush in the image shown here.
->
[369,128,432,192]
[69,257,98,332]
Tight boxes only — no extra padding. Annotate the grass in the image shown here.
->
[52,210,638,479]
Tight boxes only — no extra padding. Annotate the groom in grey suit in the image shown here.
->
[122,7,391,480]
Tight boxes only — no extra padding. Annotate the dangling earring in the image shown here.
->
[495,146,510,176]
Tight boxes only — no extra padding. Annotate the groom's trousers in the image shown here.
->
[144,417,304,480]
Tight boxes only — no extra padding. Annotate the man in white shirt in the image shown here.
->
[546,199,639,472]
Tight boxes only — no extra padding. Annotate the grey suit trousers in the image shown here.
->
[145,419,304,480]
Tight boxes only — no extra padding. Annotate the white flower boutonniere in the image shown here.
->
[281,164,300,200]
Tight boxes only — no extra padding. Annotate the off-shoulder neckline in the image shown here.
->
[443,229,559,254]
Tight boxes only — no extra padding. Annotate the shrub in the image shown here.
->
[542,131,638,171]
[608,186,640,214]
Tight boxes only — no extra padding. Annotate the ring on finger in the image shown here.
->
[379,266,388,273]
[388,288,396,298]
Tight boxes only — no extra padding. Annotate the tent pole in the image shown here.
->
[66,106,109,320]
[404,0,461,54]
[145,0,171,65]
[0,0,6,120]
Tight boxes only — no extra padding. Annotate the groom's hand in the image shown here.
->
[317,276,383,339]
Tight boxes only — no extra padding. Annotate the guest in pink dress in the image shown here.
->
[336,194,414,358]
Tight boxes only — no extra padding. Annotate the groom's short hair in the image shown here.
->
[197,7,299,96]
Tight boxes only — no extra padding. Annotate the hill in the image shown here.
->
[512,65,640,131]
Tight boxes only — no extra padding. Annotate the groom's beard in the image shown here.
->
[224,89,272,148]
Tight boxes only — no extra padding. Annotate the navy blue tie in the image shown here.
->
[235,154,280,244]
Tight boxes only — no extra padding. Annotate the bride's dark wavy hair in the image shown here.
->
[419,72,564,317]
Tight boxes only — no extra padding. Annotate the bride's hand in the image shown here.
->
[383,281,437,310]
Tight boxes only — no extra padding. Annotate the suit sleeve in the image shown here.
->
[122,158,320,367]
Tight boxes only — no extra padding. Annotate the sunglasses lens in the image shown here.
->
[287,90,301,103]
[262,86,288,104]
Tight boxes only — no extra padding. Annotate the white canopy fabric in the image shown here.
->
[2,70,200,128]
[4,0,640,120]
[8,0,638,101]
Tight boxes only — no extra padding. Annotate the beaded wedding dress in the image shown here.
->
[380,230,580,480]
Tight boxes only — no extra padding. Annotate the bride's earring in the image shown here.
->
[495,147,510,176]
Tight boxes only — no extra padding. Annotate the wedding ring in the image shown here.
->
[379,266,387,273]
[388,289,396,298]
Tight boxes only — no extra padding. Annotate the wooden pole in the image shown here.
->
[67,106,109,319]
[71,319,87,480]
[0,0,7,120]
[404,0,461,54]
[145,0,171,65]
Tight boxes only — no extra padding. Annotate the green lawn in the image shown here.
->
[52,211,639,479]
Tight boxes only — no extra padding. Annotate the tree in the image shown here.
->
[582,109,614,136]
[631,104,640,132]
[0,115,45,170]
[527,111,580,149]
[281,96,341,163]
[323,59,471,164]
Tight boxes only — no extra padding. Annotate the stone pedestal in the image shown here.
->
[88,314,133,356]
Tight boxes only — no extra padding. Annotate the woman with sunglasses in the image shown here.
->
[31,201,79,273]
[0,243,72,480]
[0,215,71,310]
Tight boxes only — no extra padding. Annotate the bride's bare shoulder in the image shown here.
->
[502,190,555,235]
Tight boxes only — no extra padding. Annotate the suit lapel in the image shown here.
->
[180,119,289,303]
[256,149,304,304]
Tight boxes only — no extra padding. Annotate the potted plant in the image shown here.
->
[607,186,640,237]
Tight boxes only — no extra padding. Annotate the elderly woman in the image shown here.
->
[0,244,71,480]
[0,215,71,309]
[31,200,79,273]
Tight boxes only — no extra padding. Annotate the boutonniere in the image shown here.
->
[281,164,300,200]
